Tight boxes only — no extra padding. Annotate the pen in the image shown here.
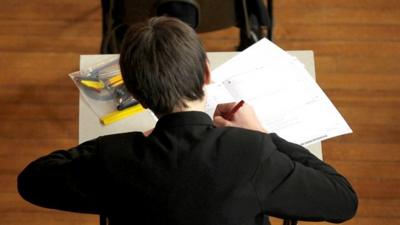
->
[224,100,245,121]
[117,97,139,111]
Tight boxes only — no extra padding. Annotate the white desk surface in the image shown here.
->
[79,51,322,159]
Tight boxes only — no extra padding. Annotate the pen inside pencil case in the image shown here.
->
[110,82,139,111]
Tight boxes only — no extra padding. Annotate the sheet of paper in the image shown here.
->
[207,39,352,146]
[204,83,235,116]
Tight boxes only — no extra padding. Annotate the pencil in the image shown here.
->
[224,100,245,121]
[100,104,145,125]
[79,79,105,91]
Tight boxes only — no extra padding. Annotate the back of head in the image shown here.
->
[119,16,207,115]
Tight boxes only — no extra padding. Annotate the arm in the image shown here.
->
[17,139,103,214]
[252,133,358,222]
[213,102,357,222]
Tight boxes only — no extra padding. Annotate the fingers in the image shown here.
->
[212,102,267,133]
[213,102,237,117]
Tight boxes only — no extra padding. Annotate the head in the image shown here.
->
[119,16,209,116]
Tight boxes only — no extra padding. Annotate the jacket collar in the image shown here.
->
[155,111,213,129]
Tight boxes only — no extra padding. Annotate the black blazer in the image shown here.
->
[18,111,357,225]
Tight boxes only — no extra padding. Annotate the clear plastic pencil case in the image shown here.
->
[69,56,145,125]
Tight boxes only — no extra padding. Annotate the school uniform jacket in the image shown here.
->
[18,111,357,225]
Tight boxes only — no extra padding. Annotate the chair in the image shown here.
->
[100,0,274,53]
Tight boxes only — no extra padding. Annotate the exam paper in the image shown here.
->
[206,39,352,146]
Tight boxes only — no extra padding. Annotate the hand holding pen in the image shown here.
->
[213,100,267,133]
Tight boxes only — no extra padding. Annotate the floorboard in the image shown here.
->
[1,0,399,224]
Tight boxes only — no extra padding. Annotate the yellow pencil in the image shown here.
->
[111,79,124,87]
[108,74,123,85]
[100,104,145,125]
[80,80,105,91]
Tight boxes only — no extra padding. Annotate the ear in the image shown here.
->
[204,61,211,85]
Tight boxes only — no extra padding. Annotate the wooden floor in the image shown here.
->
[1,0,399,224]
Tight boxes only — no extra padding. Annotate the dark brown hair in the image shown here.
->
[119,17,207,115]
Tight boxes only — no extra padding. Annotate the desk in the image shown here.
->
[79,51,323,159]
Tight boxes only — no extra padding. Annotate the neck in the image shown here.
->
[178,98,206,112]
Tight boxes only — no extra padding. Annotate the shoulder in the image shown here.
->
[97,132,145,146]
[215,127,275,149]
[213,126,277,163]
[94,132,147,176]
[96,132,146,158]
